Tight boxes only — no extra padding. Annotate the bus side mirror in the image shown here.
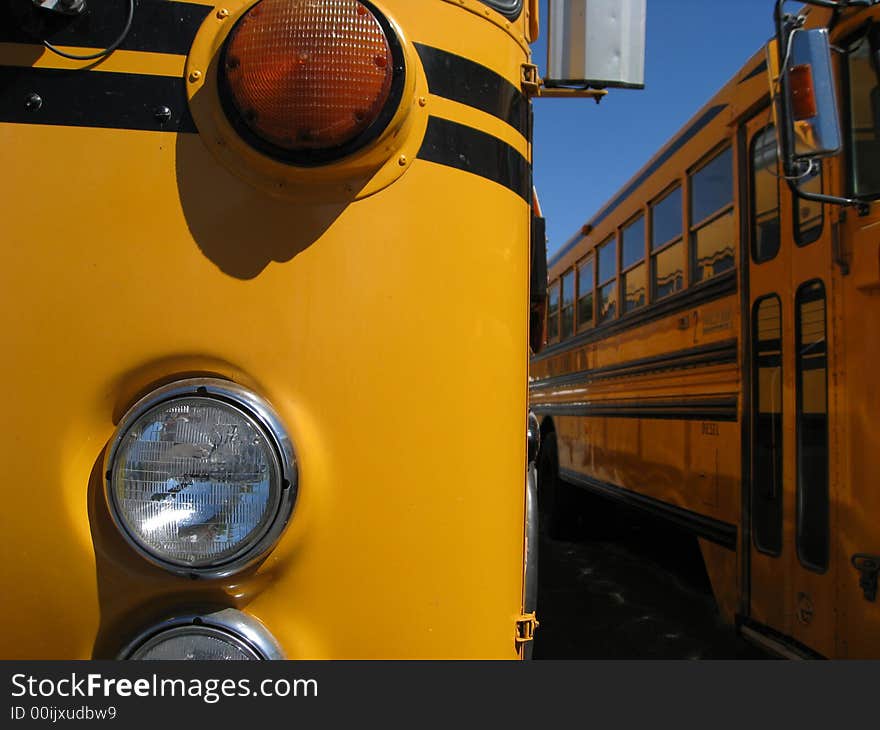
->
[546,0,646,89]
[780,28,842,161]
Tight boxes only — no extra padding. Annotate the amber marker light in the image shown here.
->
[219,0,405,165]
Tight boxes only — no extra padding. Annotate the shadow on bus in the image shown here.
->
[175,130,350,280]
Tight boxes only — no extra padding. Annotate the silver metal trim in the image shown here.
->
[119,608,286,660]
[522,464,539,660]
[104,377,298,579]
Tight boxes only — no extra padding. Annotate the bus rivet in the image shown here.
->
[189,70,202,83]
[154,106,172,123]
[217,8,229,18]
[398,155,407,166]
[24,92,42,111]
[418,96,427,107]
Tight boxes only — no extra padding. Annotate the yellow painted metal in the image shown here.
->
[0,0,532,658]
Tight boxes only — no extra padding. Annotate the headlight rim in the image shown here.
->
[118,608,286,660]
[104,377,298,580]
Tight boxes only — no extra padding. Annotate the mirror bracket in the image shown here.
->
[774,0,877,213]
[521,63,608,102]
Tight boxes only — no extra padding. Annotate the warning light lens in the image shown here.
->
[221,0,397,156]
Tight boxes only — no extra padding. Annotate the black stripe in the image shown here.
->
[0,0,211,56]
[414,43,528,138]
[530,339,738,391]
[533,271,737,362]
[417,116,529,201]
[0,66,195,132]
[560,468,738,550]
[532,396,738,422]
[549,103,727,268]
[740,59,768,84]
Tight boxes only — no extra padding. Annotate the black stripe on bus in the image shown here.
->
[530,339,737,391]
[0,66,195,133]
[740,59,768,84]
[0,0,211,56]
[417,116,530,201]
[531,396,738,422]
[414,43,529,138]
[548,103,728,268]
[559,468,738,550]
[532,270,737,363]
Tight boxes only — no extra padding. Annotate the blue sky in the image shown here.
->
[532,0,776,257]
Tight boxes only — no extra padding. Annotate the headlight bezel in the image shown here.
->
[103,378,298,580]
[119,608,286,660]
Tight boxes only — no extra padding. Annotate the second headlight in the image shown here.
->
[104,378,297,578]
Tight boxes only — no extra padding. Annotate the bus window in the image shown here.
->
[751,126,780,263]
[547,280,560,341]
[577,256,595,330]
[650,186,683,301]
[796,280,829,573]
[752,294,783,556]
[690,146,735,284]
[561,269,575,338]
[847,35,880,196]
[622,214,646,313]
[796,164,824,246]
[597,236,618,323]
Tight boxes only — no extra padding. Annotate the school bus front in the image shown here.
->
[0,0,538,659]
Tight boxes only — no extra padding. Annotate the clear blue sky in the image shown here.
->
[532,0,776,258]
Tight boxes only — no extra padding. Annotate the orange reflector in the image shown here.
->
[789,63,818,121]
[222,0,396,155]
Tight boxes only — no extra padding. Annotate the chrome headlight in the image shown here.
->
[105,378,297,578]
[120,609,284,660]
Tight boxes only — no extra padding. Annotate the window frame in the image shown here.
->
[688,144,736,286]
[795,279,830,574]
[750,124,781,264]
[546,279,561,343]
[751,293,784,557]
[560,267,576,340]
[649,183,685,303]
[576,254,596,332]
[620,212,647,315]
[596,235,619,324]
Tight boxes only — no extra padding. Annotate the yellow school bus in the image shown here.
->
[531,0,880,659]
[0,0,646,659]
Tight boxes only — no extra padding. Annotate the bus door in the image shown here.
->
[744,111,837,656]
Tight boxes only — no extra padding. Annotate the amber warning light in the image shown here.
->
[220,0,403,163]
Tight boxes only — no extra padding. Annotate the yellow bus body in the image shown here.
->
[532,3,880,659]
[0,0,538,659]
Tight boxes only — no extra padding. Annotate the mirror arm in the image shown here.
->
[785,176,870,214]
[791,0,877,9]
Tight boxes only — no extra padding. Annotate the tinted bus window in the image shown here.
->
[751,126,780,263]
[690,147,735,284]
[597,237,617,323]
[847,37,880,196]
[547,281,560,341]
[752,294,783,555]
[577,257,594,330]
[561,269,575,338]
[622,215,646,313]
[796,280,829,573]
[651,186,684,301]
[796,165,823,246]
[651,186,682,250]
